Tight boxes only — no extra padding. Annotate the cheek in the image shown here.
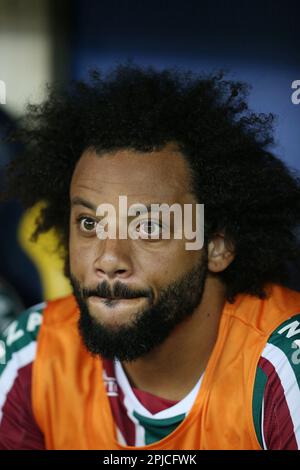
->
[143,240,202,285]
[69,229,94,278]
[166,239,202,268]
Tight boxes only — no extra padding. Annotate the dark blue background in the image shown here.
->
[70,0,300,169]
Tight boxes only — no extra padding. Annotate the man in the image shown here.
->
[0,65,300,449]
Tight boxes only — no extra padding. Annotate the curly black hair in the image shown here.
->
[3,63,300,302]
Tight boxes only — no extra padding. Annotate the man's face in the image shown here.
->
[69,143,208,362]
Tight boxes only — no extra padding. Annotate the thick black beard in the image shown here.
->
[70,260,207,363]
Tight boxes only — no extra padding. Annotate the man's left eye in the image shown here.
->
[137,220,162,238]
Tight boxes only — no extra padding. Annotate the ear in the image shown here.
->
[207,233,235,273]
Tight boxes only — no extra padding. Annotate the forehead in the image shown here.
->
[70,143,194,204]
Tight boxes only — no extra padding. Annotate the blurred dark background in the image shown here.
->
[0,0,299,329]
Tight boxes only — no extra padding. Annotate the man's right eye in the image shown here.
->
[77,216,97,233]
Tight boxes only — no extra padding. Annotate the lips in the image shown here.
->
[88,295,144,306]
[87,294,147,316]
[90,295,142,301]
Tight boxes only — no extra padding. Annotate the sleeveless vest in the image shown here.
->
[32,284,300,449]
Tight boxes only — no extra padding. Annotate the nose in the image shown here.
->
[93,237,133,280]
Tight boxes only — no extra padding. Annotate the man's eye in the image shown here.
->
[137,220,162,238]
[78,217,97,233]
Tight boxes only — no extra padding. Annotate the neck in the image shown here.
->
[121,275,227,401]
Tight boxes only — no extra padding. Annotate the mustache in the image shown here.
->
[81,280,153,301]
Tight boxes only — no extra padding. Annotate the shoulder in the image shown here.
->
[261,312,300,374]
[0,301,46,379]
[0,302,47,449]
[253,312,300,449]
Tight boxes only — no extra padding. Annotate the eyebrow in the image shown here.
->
[71,197,170,215]
[71,197,97,211]
[130,204,155,214]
